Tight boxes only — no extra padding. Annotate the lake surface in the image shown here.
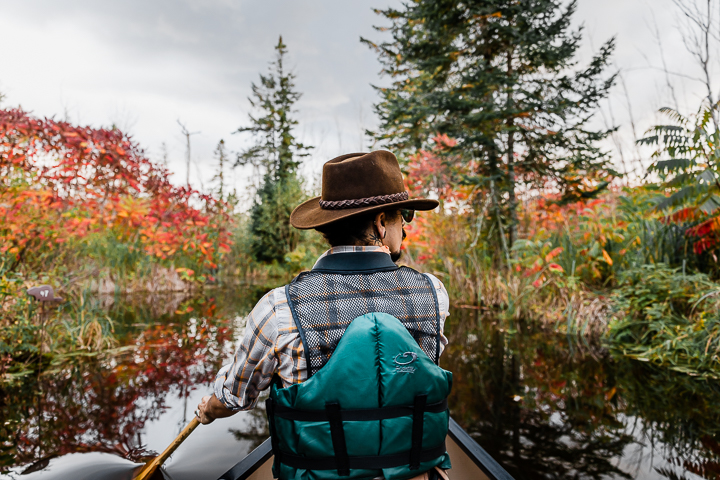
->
[2,287,720,479]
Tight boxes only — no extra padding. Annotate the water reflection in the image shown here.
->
[443,307,720,480]
[0,287,269,478]
[3,292,720,480]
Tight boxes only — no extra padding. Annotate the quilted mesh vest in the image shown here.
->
[265,252,452,480]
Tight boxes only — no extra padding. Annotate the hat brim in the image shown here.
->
[290,196,439,230]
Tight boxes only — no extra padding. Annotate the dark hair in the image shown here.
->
[316,209,400,247]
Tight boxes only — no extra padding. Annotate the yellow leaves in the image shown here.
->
[175,267,195,282]
[605,387,617,401]
[476,11,503,20]
[116,196,150,221]
[602,249,613,266]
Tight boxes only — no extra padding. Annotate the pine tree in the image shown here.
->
[236,36,311,263]
[364,0,616,256]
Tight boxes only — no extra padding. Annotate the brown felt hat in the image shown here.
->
[290,150,439,230]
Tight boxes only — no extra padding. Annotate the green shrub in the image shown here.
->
[607,264,720,378]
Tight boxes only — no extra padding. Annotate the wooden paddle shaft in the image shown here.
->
[134,416,201,480]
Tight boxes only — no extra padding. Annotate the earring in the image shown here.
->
[383,231,387,238]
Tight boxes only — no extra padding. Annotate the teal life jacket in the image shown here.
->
[265,252,452,480]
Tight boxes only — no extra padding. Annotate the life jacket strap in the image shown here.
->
[279,442,447,471]
[271,398,448,422]
[265,398,281,471]
[410,394,428,470]
[326,402,350,476]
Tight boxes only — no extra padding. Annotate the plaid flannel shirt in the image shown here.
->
[214,246,450,411]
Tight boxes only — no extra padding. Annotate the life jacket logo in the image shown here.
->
[393,352,418,374]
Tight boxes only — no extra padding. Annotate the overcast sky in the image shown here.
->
[1,0,717,204]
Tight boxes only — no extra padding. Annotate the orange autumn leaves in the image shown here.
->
[0,108,232,275]
[521,246,565,288]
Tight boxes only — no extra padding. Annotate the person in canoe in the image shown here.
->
[197,151,453,480]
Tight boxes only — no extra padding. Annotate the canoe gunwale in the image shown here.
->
[447,417,513,480]
[218,417,514,480]
[218,438,272,480]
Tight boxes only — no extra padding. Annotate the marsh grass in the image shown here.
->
[59,292,117,352]
[608,264,720,379]
[403,210,613,335]
[402,188,720,379]
[0,270,119,386]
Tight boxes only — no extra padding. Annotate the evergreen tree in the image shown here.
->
[365,0,616,255]
[236,37,310,263]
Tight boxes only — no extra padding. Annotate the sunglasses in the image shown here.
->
[400,209,415,223]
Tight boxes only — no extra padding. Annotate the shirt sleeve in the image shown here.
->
[423,273,450,356]
[213,288,283,411]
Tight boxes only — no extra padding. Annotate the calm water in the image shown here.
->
[2,287,720,479]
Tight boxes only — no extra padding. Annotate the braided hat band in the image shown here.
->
[319,191,409,210]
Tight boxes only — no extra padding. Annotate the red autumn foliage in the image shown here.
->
[686,218,720,254]
[405,134,474,204]
[0,108,231,273]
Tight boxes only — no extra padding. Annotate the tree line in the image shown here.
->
[237,0,617,270]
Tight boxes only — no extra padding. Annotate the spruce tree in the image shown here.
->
[365,0,616,255]
[236,37,310,263]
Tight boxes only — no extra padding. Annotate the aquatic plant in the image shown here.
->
[607,264,720,379]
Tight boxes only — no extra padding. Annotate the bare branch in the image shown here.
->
[647,9,681,111]
[673,0,719,128]
[177,120,201,188]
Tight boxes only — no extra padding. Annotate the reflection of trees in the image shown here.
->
[1,294,241,472]
[617,361,720,480]
[443,308,720,480]
[444,309,632,480]
[229,393,269,451]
